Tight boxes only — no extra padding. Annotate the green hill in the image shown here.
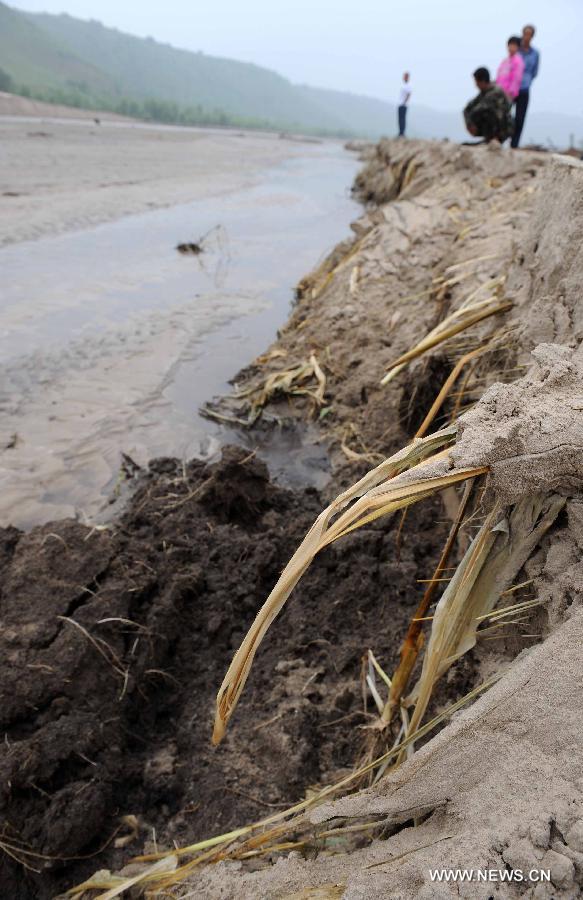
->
[0,3,365,133]
[27,11,349,132]
[299,85,397,138]
[0,3,117,100]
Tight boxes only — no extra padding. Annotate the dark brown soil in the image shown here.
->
[0,445,449,898]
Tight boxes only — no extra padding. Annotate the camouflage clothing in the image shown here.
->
[464,84,514,143]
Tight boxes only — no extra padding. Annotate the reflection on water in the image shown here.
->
[0,143,360,527]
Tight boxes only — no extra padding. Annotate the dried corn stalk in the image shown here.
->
[241,353,326,409]
[381,294,511,385]
[213,425,488,743]
[202,353,327,426]
[380,480,474,727]
[402,492,565,745]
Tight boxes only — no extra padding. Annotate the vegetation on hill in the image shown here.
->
[30,11,349,130]
[0,2,364,135]
[0,3,116,99]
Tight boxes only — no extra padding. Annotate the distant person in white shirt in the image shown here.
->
[397,72,411,137]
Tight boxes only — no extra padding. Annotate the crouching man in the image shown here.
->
[463,67,513,143]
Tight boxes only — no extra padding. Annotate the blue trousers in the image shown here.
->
[398,104,407,136]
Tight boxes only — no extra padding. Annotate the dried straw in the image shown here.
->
[381,295,511,385]
[401,493,565,750]
[213,425,488,744]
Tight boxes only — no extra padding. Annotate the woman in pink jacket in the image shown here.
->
[496,36,525,100]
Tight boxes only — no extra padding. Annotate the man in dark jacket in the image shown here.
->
[464,67,514,143]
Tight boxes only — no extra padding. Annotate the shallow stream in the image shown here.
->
[0,142,359,526]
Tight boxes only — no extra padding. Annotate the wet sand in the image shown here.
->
[0,116,318,245]
[0,117,359,527]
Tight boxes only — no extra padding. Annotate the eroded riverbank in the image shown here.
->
[2,140,582,900]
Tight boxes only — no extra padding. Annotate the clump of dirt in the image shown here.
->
[506,154,583,355]
[0,446,448,897]
[176,242,203,255]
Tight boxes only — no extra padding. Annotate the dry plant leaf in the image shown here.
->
[381,294,511,385]
[213,425,489,743]
[403,492,566,744]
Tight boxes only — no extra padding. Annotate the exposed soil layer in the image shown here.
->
[0,446,449,898]
[175,148,583,899]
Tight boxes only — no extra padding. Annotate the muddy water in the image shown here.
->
[0,144,359,527]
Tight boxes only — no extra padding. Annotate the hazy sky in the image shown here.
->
[11,0,583,116]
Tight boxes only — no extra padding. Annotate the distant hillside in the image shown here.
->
[1,3,582,144]
[299,85,397,137]
[26,10,353,132]
[0,3,117,99]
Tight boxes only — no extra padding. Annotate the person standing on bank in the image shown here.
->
[397,72,411,137]
[511,24,540,149]
[496,36,525,102]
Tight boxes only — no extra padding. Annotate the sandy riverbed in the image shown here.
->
[0,115,359,527]
[0,113,319,245]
